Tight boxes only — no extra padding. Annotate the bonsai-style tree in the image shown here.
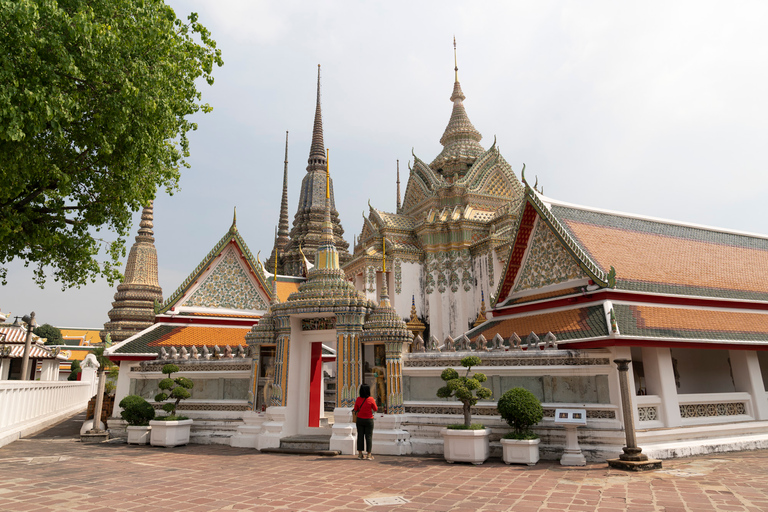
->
[437,356,492,428]
[34,323,63,345]
[154,364,194,419]
[497,387,544,440]
[119,395,156,426]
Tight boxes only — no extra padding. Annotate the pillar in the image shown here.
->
[641,347,682,427]
[730,350,768,420]
[385,340,404,414]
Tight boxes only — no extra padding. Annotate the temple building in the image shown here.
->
[345,45,522,342]
[101,203,163,344]
[105,48,768,460]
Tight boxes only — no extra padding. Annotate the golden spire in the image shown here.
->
[453,36,458,82]
[382,236,386,273]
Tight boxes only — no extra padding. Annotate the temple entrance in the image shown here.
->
[363,343,387,413]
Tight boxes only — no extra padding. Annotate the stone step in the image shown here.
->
[279,435,332,451]
[260,447,341,456]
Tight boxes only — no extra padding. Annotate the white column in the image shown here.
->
[641,347,682,427]
[112,360,136,417]
[729,350,768,420]
[40,360,58,381]
[0,359,9,380]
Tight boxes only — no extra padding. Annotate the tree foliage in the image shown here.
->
[497,387,543,440]
[154,363,193,418]
[67,359,81,380]
[33,323,62,345]
[0,0,223,288]
[437,356,492,428]
[119,394,155,426]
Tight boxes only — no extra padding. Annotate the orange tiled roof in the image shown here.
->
[276,281,300,302]
[60,329,102,345]
[551,205,768,301]
[467,305,608,342]
[616,304,768,341]
[113,324,251,355]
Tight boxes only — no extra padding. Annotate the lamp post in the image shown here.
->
[20,312,36,381]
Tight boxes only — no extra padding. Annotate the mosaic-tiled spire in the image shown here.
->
[283,65,351,276]
[102,202,163,343]
[266,131,291,273]
[315,149,339,270]
[430,38,485,178]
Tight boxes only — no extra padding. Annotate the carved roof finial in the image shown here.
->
[396,160,401,212]
[453,35,458,82]
[231,206,237,231]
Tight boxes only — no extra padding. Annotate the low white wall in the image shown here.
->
[0,381,91,447]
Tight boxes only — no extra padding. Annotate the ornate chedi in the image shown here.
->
[361,256,413,414]
[102,203,163,343]
[345,41,525,342]
[266,131,291,275]
[283,65,351,276]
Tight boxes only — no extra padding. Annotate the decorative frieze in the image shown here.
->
[301,317,336,331]
[405,405,615,419]
[133,362,251,372]
[679,402,746,418]
[638,406,658,422]
[404,355,610,368]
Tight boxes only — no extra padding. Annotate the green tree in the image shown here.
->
[437,356,493,428]
[155,364,193,418]
[33,323,63,345]
[68,359,81,380]
[0,0,223,288]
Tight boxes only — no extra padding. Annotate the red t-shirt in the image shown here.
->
[354,397,377,419]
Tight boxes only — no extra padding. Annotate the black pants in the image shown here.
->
[356,418,374,453]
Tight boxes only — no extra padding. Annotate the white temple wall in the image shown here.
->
[397,261,423,322]
[729,350,768,420]
[671,348,736,394]
[112,360,138,417]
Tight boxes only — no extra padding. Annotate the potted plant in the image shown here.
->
[119,395,155,445]
[497,387,544,465]
[149,364,194,447]
[437,356,493,464]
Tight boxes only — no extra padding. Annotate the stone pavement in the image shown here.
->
[2,412,768,512]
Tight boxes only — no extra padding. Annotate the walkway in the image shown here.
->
[1,413,767,511]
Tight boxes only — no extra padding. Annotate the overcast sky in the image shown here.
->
[4,1,768,329]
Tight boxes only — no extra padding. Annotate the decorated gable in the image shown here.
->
[513,219,589,294]
[182,244,268,311]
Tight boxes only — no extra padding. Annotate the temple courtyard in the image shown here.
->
[0,413,766,512]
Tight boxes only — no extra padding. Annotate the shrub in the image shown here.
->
[68,360,81,381]
[154,364,193,418]
[119,395,155,426]
[437,356,492,428]
[497,387,543,440]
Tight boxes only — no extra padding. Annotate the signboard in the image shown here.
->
[554,408,587,426]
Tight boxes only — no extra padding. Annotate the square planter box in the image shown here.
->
[126,426,151,445]
[441,428,491,465]
[149,419,193,447]
[501,437,540,465]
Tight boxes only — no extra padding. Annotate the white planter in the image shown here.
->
[149,419,193,447]
[501,437,540,465]
[126,425,151,445]
[441,428,490,465]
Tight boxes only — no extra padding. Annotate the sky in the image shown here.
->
[4,1,768,329]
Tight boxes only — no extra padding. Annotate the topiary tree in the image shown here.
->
[497,387,544,440]
[68,359,81,381]
[119,395,156,426]
[437,356,492,428]
[154,364,193,419]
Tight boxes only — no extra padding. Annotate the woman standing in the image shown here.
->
[354,383,377,459]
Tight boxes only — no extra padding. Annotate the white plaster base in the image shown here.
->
[256,407,287,451]
[441,428,491,465]
[560,425,586,466]
[372,414,411,455]
[230,411,265,448]
[149,419,193,447]
[501,438,540,465]
[126,425,151,445]
[80,419,105,435]
[330,407,356,455]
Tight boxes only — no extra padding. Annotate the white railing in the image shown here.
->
[0,381,92,447]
